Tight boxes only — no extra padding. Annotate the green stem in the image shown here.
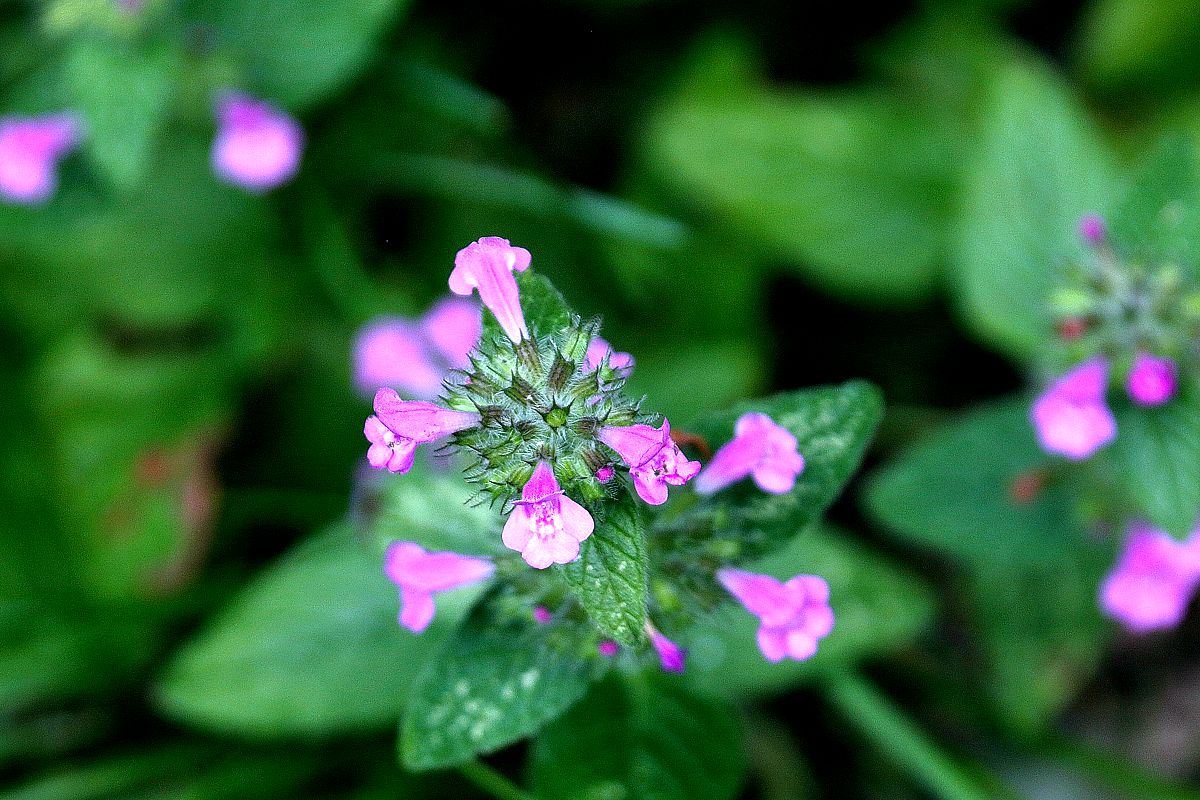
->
[458,759,538,800]
[824,672,990,800]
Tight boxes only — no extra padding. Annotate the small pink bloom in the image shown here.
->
[0,113,81,204]
[533,605,553,624]
[365,388,480,474]
[421,297,481,368]
[595,466,614,483]
[694,412,804,495]
[597,639,619,657]
[502,461,594,569]
[449,237,531,343]
[1100,522,1200,633]
[646,622,686,673]
[584,337,634,376]
[383,541,494,633]
[1031,357,1117,460]
[1079,214,1106,244]
[1127,352,1177,407]
[353,318,445,399]
[598,420,701,505]
[717,568,834,663]
[211,92,303,192]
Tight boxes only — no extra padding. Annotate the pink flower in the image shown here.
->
[1100,522,1200,633]
[595,466,614,483]
[1127,352,1177,407]
[646,622,686,673]
[0,113,81,205]
[1031,357,1116,460]
[584,337,634,376]
[421,297,482,369]
[597,640,619,657]
[717,568,834,663]
[694,412,805,495]
[533,605,553,624]
[211,92,303,192]
[365,388,480,474]
[1078,214,1106,244]
[353,319,445,399]
[502,461,594,568]
[598,420,701,505]
[383,541,494,633]
[449,237,531,343]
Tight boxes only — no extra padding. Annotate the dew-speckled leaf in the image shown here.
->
[400,602,593,771]
[157,524,483,737]
[1106,392,1200,539]
[684,525,933,697]
[529,675,746,800]
[668,381,883,563]
[954,57,1117,361]
[559,493,648,645]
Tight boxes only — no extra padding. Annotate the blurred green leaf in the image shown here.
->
[367,464,504,556]
[529,674,746,800]
[64,37,180,189]
[400,599,594,771]
[626,337,765,425]
[1107,137,1200,271]
[1106,392,1200,539]
[664,381,883,564]
[158,523,480,737]
[186,0,409,109]
[559,492,648,646]
[863,397,1083,565]
[684,525,933,697]
[1075,0,1200,97]
[954,58,1118,360]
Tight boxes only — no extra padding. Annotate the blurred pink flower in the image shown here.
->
[1127,352,1177,407]
[1078,213,1106,245]
[450,237,531,343]
[597,639,619,657]
[365,388,480,474]
[533,605,553,624]
[383,541,494,633]
[717,568,834,663]
[646,622,686,673]
[1100,522,1200,633]
[502,461,594,569]
[598,420,700,505]
[353,299,481,400]
[1031,357,1116,460]
[584,337,634,376]
[421,297,482,368]
[694,412,805,495]
[211,92,303,192]
[0,113,81,205]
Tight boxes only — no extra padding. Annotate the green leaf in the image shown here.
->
[186,0,410,109]
[64,38,180,189]
[1107,137,1200,271]
[400,600,594,771]
[480,271,573,344]
[367,463,504,556]
[1106,392,1200,539]
[1075,0,1200,96]
[864,396,1082,565]
[684,525,933,697]
[559,492,648,646]
[529,675,746,800]
[158,523,482,738]
[954,57,1118,360]
[668,381,883,563]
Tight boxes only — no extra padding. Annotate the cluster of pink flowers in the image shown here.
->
[0,93,303,205]
[368,236,833,670]
[1100,522,1200,633]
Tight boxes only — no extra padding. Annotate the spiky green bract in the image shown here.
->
[443,272,651,510]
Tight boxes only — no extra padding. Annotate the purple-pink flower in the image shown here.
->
[1078,213,1106,245]
[1127,352,1177,407]
[1100,522,1200,633]
[502,461,594,569]
[383,541,494,633]
[694,412,805,495]
[365,388,480,474]
[0,113,81,205]
[598,420,701,505]
[211,92,303,192]
[353,299,481,399]
[717,568,834,663]
[646,622,686,673]
[1031,357,1117,460]
[533,605,553,624]
[597,639,620,657]
[449,237,531,343]
[584,337,634,376]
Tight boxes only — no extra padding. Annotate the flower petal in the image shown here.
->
[398,586,436,633]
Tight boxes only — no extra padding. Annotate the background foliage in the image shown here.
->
[3,0,1200,797]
